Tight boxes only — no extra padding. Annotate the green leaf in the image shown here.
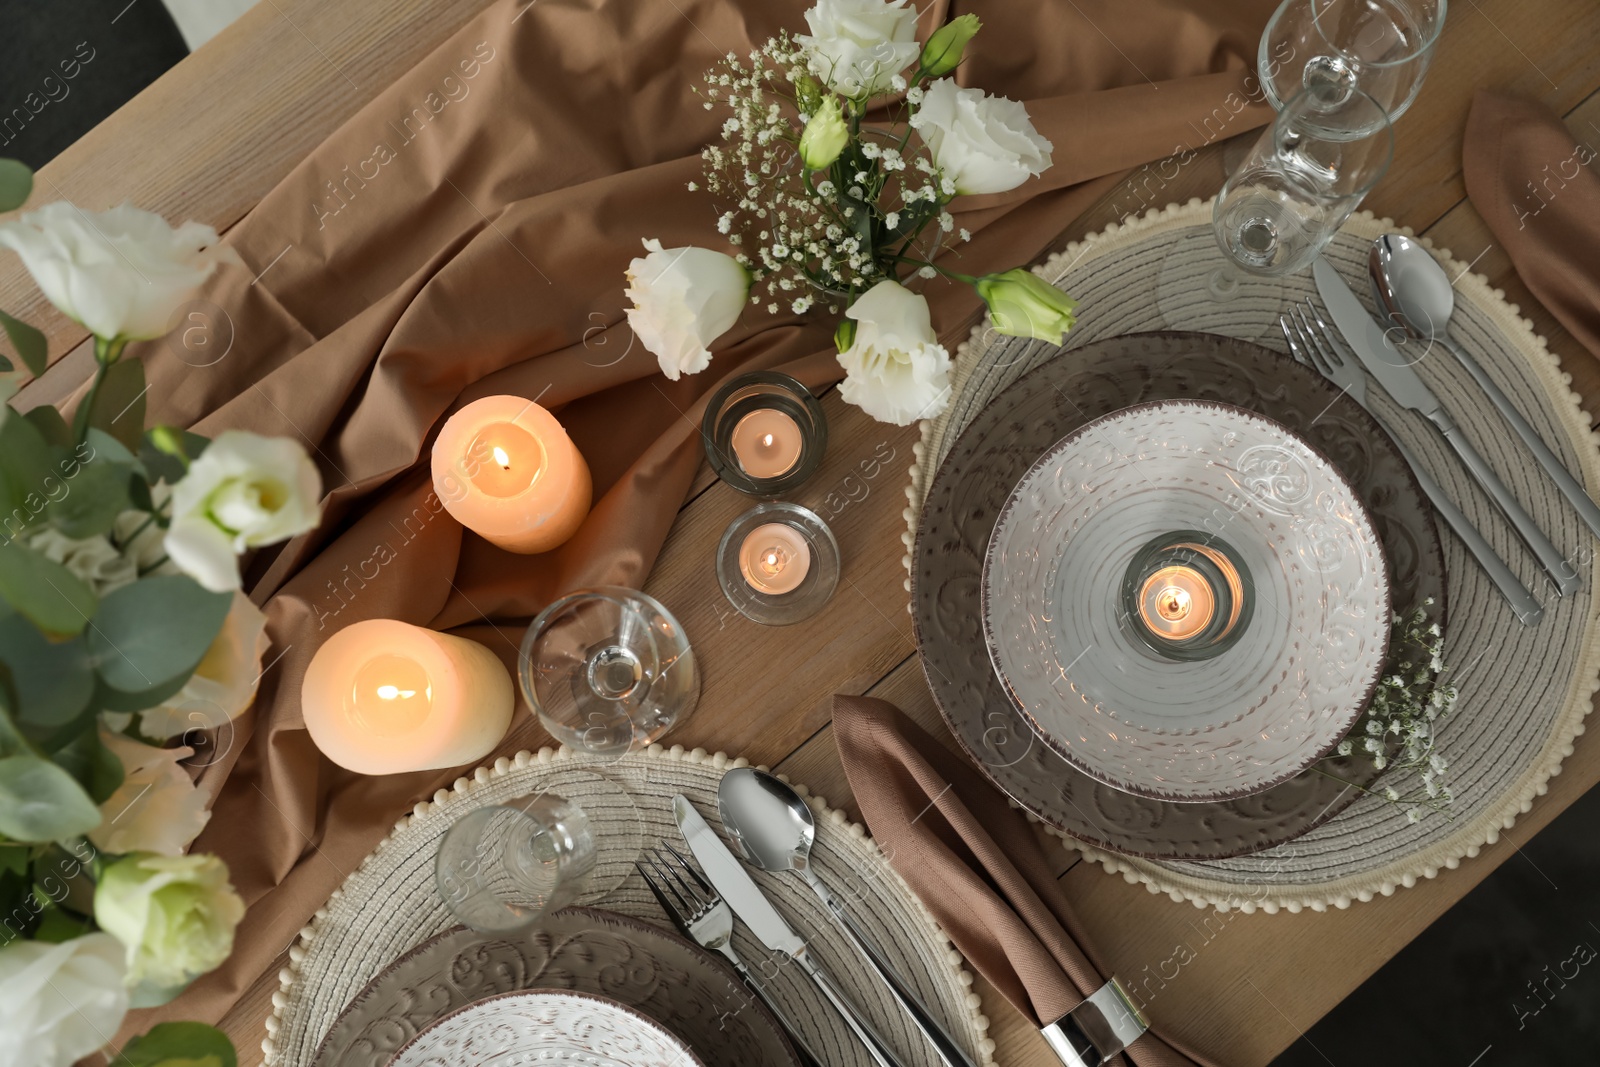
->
[0,609,94,732]
[89,574,231,701]
[0,404,56,526]
[120,1023,238,1067]
[0,755,101,841]
[140,427,209,487]
[0,159,32,213]
[31,899,94,943]
[52,726,123,804]
[47,454,132,538]
[74,356,146,453]
[23,405,71,448]
[0,309,46,378]
[0,542,97,636]
[0,661,33,757]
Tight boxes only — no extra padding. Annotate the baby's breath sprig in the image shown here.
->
[1320,598,1457,821]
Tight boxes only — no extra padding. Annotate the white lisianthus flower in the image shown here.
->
[910,78,1053,195]
[24,528,137,595]
[90,730,210,856]
[136,591,269,741]
[796,0,921,97]
[165,431,322,593]
[836,280,951,426]
[0,934,129,1067]
[0,202,242,341]
[94,853,245,1000]
[624,238,750,381]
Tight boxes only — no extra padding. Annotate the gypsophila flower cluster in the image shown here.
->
[1329,599,1457,820]
[693,33,968,313]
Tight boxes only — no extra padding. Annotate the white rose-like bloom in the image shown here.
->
[797,0,921,97]
[836,280,952,426]
[165,431,322,593]
[24,529,137,595]
[90,730,210,856]
[137,591,269,741]
[625,238,750,381]
[0,934,129,1067]
[910,78,1054,195]
[94,853,245,997]
[0,202,242,341]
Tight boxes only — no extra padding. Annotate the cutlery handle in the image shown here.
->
[812,879,979,1067]
[1391,436,1543,624]
[718,949,830,1067]
[799,949,910,1067]
[1434,411,1581,597]
[1442,334,1600,543]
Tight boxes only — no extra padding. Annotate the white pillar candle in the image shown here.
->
[302,619,513,774]
[738,522,811,595]
[431,395,592,554]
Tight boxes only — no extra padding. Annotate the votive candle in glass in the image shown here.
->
[701,371,827,496]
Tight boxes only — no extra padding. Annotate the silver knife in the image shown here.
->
[1314,258,1580,597]
[674,795,909,1067]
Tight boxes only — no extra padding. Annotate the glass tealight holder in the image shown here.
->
[716,502,840,626]
[1120,531,1255,662]
[701,371,828,497]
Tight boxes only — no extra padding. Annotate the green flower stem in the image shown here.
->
[77,335,128,446]
[886,253,975,285]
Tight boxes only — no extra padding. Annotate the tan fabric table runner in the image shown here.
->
[112,0,1279,1040]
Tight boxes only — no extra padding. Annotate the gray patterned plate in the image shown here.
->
[913,332,1446,855]
[312,907,800,1067]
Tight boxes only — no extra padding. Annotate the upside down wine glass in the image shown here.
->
[1213,87,1394,279]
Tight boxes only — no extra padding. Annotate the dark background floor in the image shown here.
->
[5,6,1599,1067]
[1272,780,1600,1067]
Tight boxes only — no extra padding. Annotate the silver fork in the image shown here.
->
[638,844,827,1067]
[1280,301,1542,624]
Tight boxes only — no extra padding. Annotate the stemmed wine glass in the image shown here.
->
[1259,0,1447,128]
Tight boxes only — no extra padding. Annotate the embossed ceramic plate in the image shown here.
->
[913,332,1446,854]
[316,908,797,1067]
[981,399,1392,802]
[388,988,703,1067]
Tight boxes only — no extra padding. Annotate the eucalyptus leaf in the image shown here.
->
[74,356,146,452]
[0,542,97,637]
[89,574,232,701]
[0,610,93,731]
[23,406,71,448]
[0,309,46,378]
[0,403,55,524]
[0,755,101,841]
[0,158,31,213]
[0,662,32,757]
[47,454,132,538]
[52,727,123,804]
[120,1023,237,1067]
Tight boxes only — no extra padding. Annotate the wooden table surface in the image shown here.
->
[12,2,1600,1065]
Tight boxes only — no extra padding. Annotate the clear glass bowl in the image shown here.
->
[519,587,698,757]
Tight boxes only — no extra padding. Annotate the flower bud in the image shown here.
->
[974,268,1078,345]
[799,97,849,171]
[834,316,857,354]
[919,14,981,79]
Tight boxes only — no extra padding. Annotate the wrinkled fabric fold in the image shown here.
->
[1463,90,1600,366]
[111,0,1280,1041]
[834,695,1219,1067]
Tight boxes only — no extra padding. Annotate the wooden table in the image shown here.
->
[11,2,1600,1064]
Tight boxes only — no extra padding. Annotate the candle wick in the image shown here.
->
[492,445,511,470]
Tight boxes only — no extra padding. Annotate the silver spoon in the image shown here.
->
[1370,233,1600,543]
[718,766,979,1067]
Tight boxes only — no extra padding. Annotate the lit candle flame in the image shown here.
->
[492,445,510,469]
[375,684,418,700]
[761,433,774,448]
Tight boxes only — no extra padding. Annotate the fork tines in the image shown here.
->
[636,843,718,922]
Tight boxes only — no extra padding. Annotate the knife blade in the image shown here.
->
[673,795,909,1067]
[1314,258,1580,597]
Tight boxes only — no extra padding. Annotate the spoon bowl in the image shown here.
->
[717,767,817,875]
[1370,232,1457,343]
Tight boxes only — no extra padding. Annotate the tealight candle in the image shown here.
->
[729,408,803,478]
[302,619,513,774]
[431,395,592,554]
[738,522,811,595]
[1122,534,1251,661]
[1137,565,1215,641]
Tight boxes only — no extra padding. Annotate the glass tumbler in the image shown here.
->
[1213,88,1393,278]
[434,792,595,935]
[519,586,698,758]
[1259,0,1446,126]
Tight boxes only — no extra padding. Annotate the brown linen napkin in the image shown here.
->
[1463,90,1600,365]
[104,0,1282,1043]
[834,694,1219,1067]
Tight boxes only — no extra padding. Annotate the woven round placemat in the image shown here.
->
[902,199,1600,912]
[264,746,992,1067]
